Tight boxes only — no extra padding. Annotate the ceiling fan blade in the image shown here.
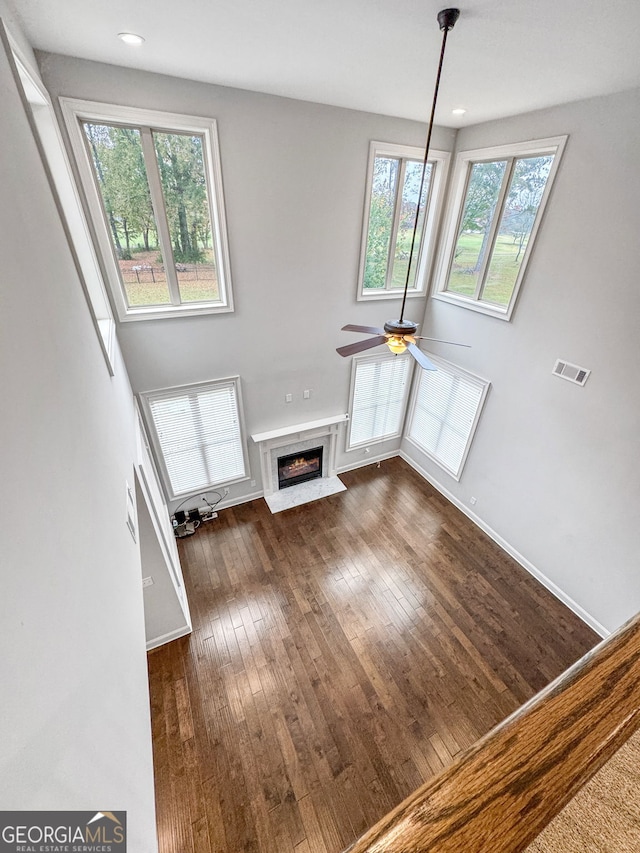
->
[414,336,471,348]
[341,323,387,335]
[407,342,437,371]
[336,336,387,357]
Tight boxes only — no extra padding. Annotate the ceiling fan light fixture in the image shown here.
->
[386,336,408,355]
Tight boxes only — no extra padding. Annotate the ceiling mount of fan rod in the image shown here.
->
[437,8,460,31]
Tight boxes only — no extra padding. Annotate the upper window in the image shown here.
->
[406,355,489,480]
[140,378,249,499]
[347,352,413,450]
[357,142,449,301]
[60,99,233,322]
[433,136,566,320]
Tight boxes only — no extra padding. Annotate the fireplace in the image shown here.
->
[277,446,323,489]
[251,415,347,510]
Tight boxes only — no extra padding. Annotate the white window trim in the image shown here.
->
[357,141,450,302]
[59,97,234,322]
[432,135,567,321]
[2,25,117,373]
[404,353,490,481]
[139,376,250,501]
[346,351,414,451]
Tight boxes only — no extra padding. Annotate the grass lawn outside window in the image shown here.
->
[60,99,234,322]
[357,141,449,302]
[432,136,567,320]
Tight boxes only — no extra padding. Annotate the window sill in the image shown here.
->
[356,289,426,303]
[346,434,402,452]
[118,301,234,322]
[169,473,250,502]
[431,291,512,321]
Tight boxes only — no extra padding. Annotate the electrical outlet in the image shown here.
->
[223,487,230,496]
[470,496,477,505]
[303,389,310,399]
[142,576,154,588]
[285,393,292,403]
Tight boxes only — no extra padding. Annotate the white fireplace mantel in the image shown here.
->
[251,414,348,498]
[251,414,348,445]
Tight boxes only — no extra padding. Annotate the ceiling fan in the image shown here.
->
[337,8,465,372]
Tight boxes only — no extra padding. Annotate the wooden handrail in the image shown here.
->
[345,612,640,853]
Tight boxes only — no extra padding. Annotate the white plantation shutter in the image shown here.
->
[348,354,412,449]
[408,357,489,480]
[145,379,246,497]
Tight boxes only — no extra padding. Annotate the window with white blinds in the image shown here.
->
[347,353,413,450]
[406,356,489,480]
[141,378,248,498]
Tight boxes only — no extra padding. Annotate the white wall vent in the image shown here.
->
[552,359,590,386]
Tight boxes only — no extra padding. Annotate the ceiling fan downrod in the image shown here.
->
[336,9,462,372]
[399,7,460,325]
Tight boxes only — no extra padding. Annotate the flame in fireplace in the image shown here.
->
[289,457,309,469]
[277,446,323,489]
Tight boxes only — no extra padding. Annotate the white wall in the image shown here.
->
[404,88,640,635]
[37,52,455,505]
[0,17,157,847]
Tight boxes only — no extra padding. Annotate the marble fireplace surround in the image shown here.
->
[251,414,348,512]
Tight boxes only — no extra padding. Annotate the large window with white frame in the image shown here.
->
[140,378,249,499]
[60,98,233,322]
[406,355,489,480]
[357,141,449,301]
[4,30,116,372]
[433,136,566,320]
[347,352,414,450]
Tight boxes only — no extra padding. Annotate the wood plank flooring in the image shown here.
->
[147,457,599,853]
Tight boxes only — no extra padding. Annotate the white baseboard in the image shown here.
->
[146,624,192,652]
[399,450,610,639]
[215,489,264,511]
[337,449,399,474]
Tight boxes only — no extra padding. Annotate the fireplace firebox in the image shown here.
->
[277,446,323,489]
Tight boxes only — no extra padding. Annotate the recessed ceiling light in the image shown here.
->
[452,108,466,116]
[118,32,145,46]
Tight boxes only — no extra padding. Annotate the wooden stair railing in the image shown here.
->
[345,611,640,853]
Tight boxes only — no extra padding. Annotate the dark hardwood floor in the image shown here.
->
[148,457,599,853]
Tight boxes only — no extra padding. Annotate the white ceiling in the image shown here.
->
[10,0,640,127]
